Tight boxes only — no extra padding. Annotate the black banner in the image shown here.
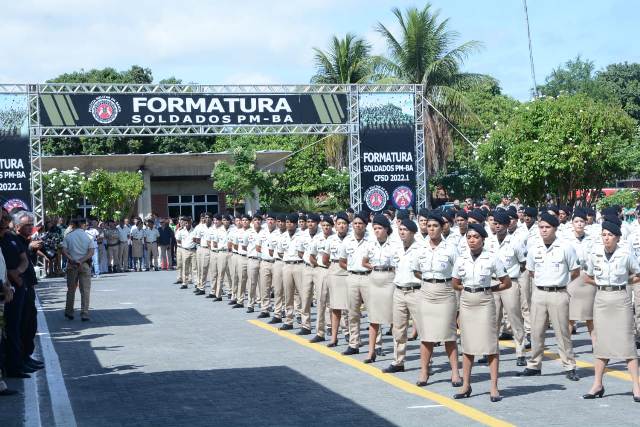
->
[359,93,417,211]
[38,93,348,127]
[0,133,31,212]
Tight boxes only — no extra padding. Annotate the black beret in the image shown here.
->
[547,205,559,215]
[321,216,334,226]
[559,205,572,215]
[372,214,391,231]
[493,210,511,226]
[335,212,350,223]
[417,208,430,218]
[601,207,618,217]
[298,214,307,221]
[602,214,622,226]
[539,212,559,227]
[241,214,251,220]
[506,206,518,218]
[223,214,233,221]
[468,209,485,223]
[251,213,262,220]
[602,221,622,236]
[467,223,488,238]
[572,208,587,221]
[354,211,369,224]
[276,214,287,222]
[586,208,596,216]
[455,210,468,220]
[266,212,276,219]
[286,213,299,222]
[214,214,222,220]
[306,213,321,222]
[400,219,417,233]
[346,207,355,214]
[426,211,445,226]
[396,210,410,220]
[442,210,455,222]
[524,207,538,218]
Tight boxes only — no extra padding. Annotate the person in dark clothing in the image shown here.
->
[158,218,175,270]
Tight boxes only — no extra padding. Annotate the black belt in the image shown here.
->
[248,256,260,260]
[349,270,370,275]
[396,284,421,291]
[261,259,275,263]
[217,249,228,252]
[184,248,196,251]
[536,286,566,292]
[463,286,495,293]
[304,262,314,267]
[284,260,303,264]
[238,254,247,257]
[597,285,626,291]
[422,278,450,283]
[373,267,394,272]
[132,238,143,241]
[318,265,329,269]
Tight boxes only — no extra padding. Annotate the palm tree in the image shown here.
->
[376,4,483,174]
[311,33,376,168]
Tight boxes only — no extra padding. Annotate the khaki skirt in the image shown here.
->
[593,289,637,360]
[368,271,395,324]
[568,272,596,321]
[327,263,349,310]
[131,239,144,258]
[418,281,458,342]
[459,290,498,356]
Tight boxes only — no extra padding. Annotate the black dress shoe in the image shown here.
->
[451,380,463,387]
[64,314,74,320]
[490,394,503,402]
[6,371,30,379]
[582,387,605,399]
[173,280,182,284]
[384,328,393,336]
[477,356,488,364]
[24,361,44,371]
[408,334,418,342]
[517,368,541,377]
[206,294,216,299]
[193,288,200,294]
[214,297,223,301]
[26,357,44,367]
[81,317,90,322]
[363,355,376,364]
[566,369,580,381]
[232,303,244,309]
[195,290,205,295]
[228,299,237,305]
[180,285,188,289]
[525,336,532,350]
[327,341,338,347]
[309,335,325,343]
[268,317,282,324]
[297,328,312,336]
[342,346,359,355]
[21,366,37,373]
[634,394,640,402]
[516,356,527,366]
[382,364,404,373]
[453,387,472,399]
[257,312,270,319]
[416,379,428,387]
[246,307,255,313]
[279,324,293,330]
[0,388,18,396]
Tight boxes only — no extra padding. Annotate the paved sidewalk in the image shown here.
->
[3,271,640,426]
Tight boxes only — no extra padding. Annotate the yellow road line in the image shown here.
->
[249,319,514,427]
[498,340,634,382]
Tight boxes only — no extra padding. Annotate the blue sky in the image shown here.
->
[1,0,638,100]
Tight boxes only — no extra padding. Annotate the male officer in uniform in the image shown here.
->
[231,214,250,308]
[194,213,212,295]
[245,214,263,313]
[267,214,287,323]
[205,215,220,298]
[104,220,120,273]
[297,213,321,334]
[144,218,160,271]
[257,213,278,318]
[213,214,233,301]
[278,213,304,331]
[308,215,334,342]
[116,218,131,272]
[518,212,580,381]
[175,217,196,288]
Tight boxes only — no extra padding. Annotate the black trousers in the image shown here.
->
[21,285,37,359]
[3,285,26,372]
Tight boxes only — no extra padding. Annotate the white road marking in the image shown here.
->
[23,361,41,427]
[36,296,78,427]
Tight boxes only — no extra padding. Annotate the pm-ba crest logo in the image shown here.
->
[364,185,388,211]
[392,186,413,209]
[89,96,121,124]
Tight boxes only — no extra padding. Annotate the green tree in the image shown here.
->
[81,170,144,220]
[596,189,639,210]
[596,62,640,122]
[538,56,600,97]
[477,94,638,204]
[376,3,483,174]
[42,168,86,220]
[47,65,153,84]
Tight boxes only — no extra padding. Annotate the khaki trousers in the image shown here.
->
[313,266,330,337]
[272,260,284,318]
[520,271,533,334]
[107,244,119,270]
[181,248,195,285]
[247,257,261,307]
[159,244,170,269]
[145,242,159,269]
[391,287,421,366]
[229,253,239,300]
[259,261,274,312]
[283,262,304,327]
[196,246,210,290]
[65,262,92,317]
[347,273,370,348]
[208,250,218,295]
[235,255,249,305]
[527,287,576,371]
[632,285,640,342]
[176,247,184,281]
[493,279,526,357]
[215,251,232,297]
[118,242,129,271]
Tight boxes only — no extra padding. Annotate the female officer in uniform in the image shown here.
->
[321,212,350,347]
[412,212,461,387]
[361,215,395,363]
[583,219,640,401]
[452,223,511,402]
[565,208,596,341]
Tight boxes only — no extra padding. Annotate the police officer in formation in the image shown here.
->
[167,203,640,402]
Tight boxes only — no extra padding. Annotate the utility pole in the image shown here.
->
[522,0,539,98]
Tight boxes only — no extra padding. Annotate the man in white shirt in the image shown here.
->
[144,218,160,271]
[193,213,212,295]
[277,213,304,331]
[175,217,196,288]
[245,214,263,313]
[62,218,94,321]
[116,219,131,272]
[257,213,278,318]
